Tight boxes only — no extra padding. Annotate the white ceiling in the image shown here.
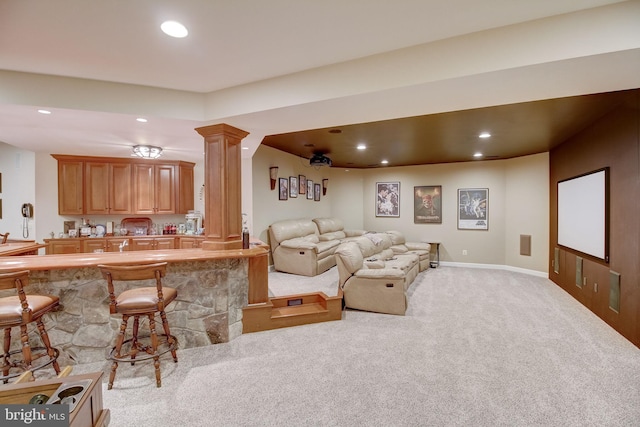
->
[0,0,639,164]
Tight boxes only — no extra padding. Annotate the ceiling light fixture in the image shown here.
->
[133,145,163,159]
[357,144,366,150]
[37,109,51,115]
[474,152,483,158]
[161,21,188,38]
[136,118,148,123]
[479,132,491,138]
[381,160,389,164]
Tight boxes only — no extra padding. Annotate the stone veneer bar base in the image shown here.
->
[0,252,256,366]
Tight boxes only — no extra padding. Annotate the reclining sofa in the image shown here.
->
[334,233,423,315]
[268,219,341,276]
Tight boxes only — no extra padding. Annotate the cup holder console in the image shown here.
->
[46,378,93,413]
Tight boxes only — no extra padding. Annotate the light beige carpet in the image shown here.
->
[74,266,640,426]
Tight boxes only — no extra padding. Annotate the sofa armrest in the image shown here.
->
[280,239,317,251]
[406,242,430,251]
[344,229,366,237]
[355,269,405,280]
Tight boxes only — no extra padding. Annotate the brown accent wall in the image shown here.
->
[549,89,639,347]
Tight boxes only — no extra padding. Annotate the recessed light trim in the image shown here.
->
[381,159,389,164]
[473,152,483,158]
[161,21,188,38]
[136,117,148,123]
[37,109,51,115]
[356,144,366,150]
[479,132,491,139]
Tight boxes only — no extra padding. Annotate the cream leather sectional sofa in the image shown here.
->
[268,218,365,277]
[334,233,428,315]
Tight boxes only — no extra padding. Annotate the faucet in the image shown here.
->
[119,240,128,252]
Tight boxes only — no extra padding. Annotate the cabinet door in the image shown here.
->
[178,237,197,249]
[130,238,155,251]
[109,163,132,214]
[106,238,129,252]
[133,164,156,214]
[82,239,106,253]
[155,164,176,214]
[155,237,176,250]
[85,162,110,214]
[58,160,84,215]
[177,163,195,214]
[47,239,81,254]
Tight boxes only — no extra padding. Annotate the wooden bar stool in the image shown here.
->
[98,262,178,389]
[0,270,61,383]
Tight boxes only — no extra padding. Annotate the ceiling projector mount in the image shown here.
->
[310,152,332,167]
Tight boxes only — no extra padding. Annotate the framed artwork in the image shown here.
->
[314,183,321,201]
[376,182,400,217]
[279,177,288,200]
[458,188,488,230]
[306,180,314,199]
[414,185,442,224]
[289,176,298,198]
[299,175,307,195]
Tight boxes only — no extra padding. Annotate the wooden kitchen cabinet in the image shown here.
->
[46,238,82,254]
[56,157,84,215]
[129,236,176,251]
[178,236,204,248]
[105,237,130,252]
[82,239,106,253]
[133,163,177,214]
[85,161,132,214]
[53,155,194,215]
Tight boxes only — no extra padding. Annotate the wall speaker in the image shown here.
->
[520,234,531,256]
[609,271,621,313]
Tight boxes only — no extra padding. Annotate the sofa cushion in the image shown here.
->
[318,231,346,241]
[379,248,395,260]
[335,242,363,273]
[270,219,318,244]
[386,230,406,245]
[353,236,378,258]
[280,238,318,250]
[390,244,409,254]
[313,217,344,235]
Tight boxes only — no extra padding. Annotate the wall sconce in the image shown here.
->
[269,166,279,190]
[322,178,328,196]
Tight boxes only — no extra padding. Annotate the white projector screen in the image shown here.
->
[557,168,609,262]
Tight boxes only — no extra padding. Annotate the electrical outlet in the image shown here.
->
[462,250,468,256]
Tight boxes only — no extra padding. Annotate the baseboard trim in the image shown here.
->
[440,261,548,278]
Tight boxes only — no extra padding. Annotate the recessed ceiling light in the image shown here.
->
[37,109,51,114]
[357,144,366,150]
[136,118,148,123]
[479,132,491,138]
[161,21,188,38]
[242,147,249,150]
[474,152,483,158]
[381,159,389,164]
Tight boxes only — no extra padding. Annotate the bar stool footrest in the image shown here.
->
[0,346,60,382]
[107,334,178,363]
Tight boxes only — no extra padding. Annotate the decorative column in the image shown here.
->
[195,123,249,250]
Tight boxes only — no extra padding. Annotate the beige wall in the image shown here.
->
[0,142,36,240]
[253,145,549,273]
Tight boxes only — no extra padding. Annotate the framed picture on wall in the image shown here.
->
[289,176,298,198]
[279,177,288,200]
[299,175,307,195]
[376,182,400,217]
[458,188,488,230]
[314,183,321,201]
[414,185,442,223]
[306,180,314,199]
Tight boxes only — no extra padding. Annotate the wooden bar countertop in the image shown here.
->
[0,246,267,272]
[0,241,46,257]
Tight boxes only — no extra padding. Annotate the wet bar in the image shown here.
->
[0,247,268,365]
